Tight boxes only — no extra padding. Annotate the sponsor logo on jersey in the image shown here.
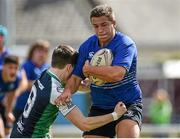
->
[17,120,24,133]
[56,86,63,93]
[37,80,44,90]
[58,101,75,116]
[124,110,134,117]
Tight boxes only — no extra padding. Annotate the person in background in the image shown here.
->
[149,88,172,124]
[0,25,10,67]
[13,40,50,122]
[0,55,27,137]
[0,25,28,97]
[0,25,28,137]
[148,88,172,137]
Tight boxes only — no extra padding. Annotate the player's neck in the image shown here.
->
[49,68,66,83]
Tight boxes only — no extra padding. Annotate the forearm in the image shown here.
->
[5,91,16,113]
[64,75,81,94]
[28,80,34,90]
[15,79,28,97]
[66,107,119,131]
[86,66,126,82]
[82,114,115,131]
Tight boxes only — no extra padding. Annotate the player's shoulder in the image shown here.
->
[3,47,11,55]
[41,63,50,69]
[116,32,136,46]
[79,34,97,48]
[34,70,52,93]
[46,70,62,87]
[21,60,34,69]
[15,70,23,83]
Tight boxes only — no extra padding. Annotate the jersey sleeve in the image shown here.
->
[112,37,137,72]
[21,61,37,80]
[50,78,76,116]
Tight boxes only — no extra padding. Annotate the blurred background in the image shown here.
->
[0,0,180,137]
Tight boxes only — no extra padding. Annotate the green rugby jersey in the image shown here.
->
[10,70,76,138]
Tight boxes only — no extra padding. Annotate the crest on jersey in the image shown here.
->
[88,51,94,59]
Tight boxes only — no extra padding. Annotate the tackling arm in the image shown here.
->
[55,75,82,105]
[64,75,82,94]
[65,102,126,131]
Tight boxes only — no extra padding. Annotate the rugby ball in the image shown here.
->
[90,48,113,86]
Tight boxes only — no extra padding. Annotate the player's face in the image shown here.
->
[91,16,116,46]
[32,48,48,66]
[3,63,19,82]
[0,35,5,48]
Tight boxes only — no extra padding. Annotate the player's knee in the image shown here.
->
[116,119,140,138]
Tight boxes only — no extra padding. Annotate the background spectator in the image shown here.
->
[13,40,50,122]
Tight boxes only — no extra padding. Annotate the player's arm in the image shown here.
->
[78,78,91,92]
[15,69,28,97]
[55,75,82,104]
[83,60,126,82]
[64,75,82,94]
[62,101,127,131]
[4,91,16,123]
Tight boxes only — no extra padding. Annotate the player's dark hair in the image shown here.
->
[4,55,19,65]
[90,4,115,22]
[27,39,50,60]
[51,44,78,69]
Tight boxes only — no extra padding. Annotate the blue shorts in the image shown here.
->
[83,103,142,138]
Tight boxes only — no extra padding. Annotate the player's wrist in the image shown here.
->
[111,112,119,121]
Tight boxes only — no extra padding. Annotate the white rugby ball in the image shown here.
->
[90,48,113,86]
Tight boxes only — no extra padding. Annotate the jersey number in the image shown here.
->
[23,85,37,118]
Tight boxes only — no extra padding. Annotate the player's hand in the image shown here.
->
[78,78,92,92]
[114,102,127,118]
[81,78,92,88]
[54,90,72,106]
[6,112,15,123]
[83,60,91,77]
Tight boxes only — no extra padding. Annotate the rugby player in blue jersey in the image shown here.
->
[10,44,127,138]
[55,4,142,138]
[0,55,27,137]
[0,25,11,67]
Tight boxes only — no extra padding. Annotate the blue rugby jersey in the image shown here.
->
[73,32,142,109]
[0,67,21,101]
[0,48,11,67]
[15,60,49,110]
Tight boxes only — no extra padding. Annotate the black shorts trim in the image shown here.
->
[83,103,142,138]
